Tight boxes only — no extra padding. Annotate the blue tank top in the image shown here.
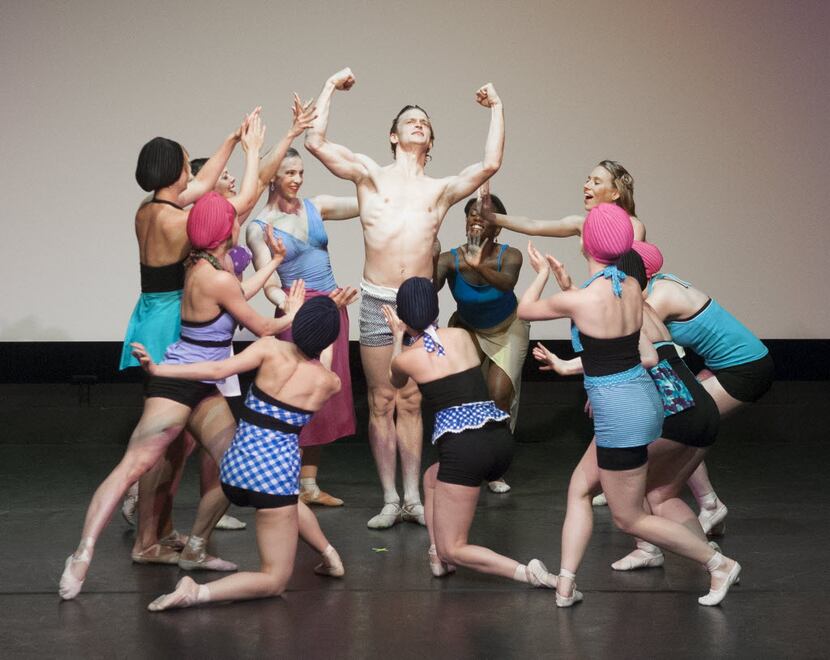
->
[253,199,337,292]
[647,274,768,370]
[448,244,517,329]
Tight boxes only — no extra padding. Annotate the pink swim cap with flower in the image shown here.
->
[632,241,664,279]
[187,192,236,250]
[582,203,634,264]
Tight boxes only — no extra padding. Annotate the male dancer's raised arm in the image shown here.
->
[439,84,505,209]
[304,67,373,182]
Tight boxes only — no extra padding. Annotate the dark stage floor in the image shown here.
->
[1,381,827,659]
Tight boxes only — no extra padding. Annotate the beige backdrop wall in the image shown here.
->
[1,0,827,341]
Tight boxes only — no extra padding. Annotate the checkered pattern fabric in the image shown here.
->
[219,390,313,496]
[432,401,509,444]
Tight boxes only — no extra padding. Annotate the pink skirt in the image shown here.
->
[277,288,356,446]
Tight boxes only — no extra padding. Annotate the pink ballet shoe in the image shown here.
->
[555,569,583,608]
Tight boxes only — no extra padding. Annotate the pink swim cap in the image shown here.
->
[632,241,664,279]
[582,203,634,264]
[187,192,236,250]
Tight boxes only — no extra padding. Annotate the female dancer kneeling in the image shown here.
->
[518,203,740,607]
[382,277,556,588]
[59,188,304,600]
[133,296,347,611]
[533,249,720,572]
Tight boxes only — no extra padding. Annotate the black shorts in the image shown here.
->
[144,375,219,409]
[662,356,719,447]
[712,353,774,403]
[596,444,648,471]
[221,482,298,509]
[436,420,514,487]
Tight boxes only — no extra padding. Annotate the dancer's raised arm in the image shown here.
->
[304,68,372,182]
[517,243,576,321]
[440,84,504,207]
[179,108,258,207]
[226,112,266,218]
[491,211,584,238]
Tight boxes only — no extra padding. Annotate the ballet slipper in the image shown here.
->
[487,479,511,494]
[178,535,237,572]
[215,515,247,530]
[400,502,426,526]
[591,493,607,507]
[300,488,344,507]
[526,559,558,588]
[555,569,584,608]
[159,530,188,551]
[698,499,728,536]
[147,577,205,612]
[121,482,138,526]
[611,542,665,571]
[59,551,91,600]
[427,546,456,578]
[698,553,741,606]
[367,502,402,529]
[313,545,345,578]
[131,543,180,565]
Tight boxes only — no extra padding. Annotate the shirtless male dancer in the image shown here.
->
[305,68,504,528]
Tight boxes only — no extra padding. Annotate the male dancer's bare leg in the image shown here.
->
[395,379,425,524]
[361,344,406,528]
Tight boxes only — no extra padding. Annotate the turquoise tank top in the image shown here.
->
[648,274,768,370]
[448,243,517,329]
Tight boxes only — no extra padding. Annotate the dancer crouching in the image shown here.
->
[133,296,347,611]
[382,277,556,588]
[518,204,740,607]
[533,249,720,572]
[59,186,304,600]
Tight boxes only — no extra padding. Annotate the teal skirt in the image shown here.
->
[119,290,183,369]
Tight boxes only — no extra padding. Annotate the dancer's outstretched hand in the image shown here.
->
[289,93,317,138]
[264,229,286,262]
[547,255,574,291]
[283,279,306,320]
[328,68,355,91]
[532,342,559,372]
[475,83,501,108]
[241,111,266,154]
[130,343,157,374]
[233,106,261,141]
[329,286,358,309]
[460,236,488,269]
[382,304,406,341]
[527,241,549,275]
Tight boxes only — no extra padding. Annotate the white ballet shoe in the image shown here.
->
[367,502,402,529]
[59,552,90,600]
[147,576,205,612]
[401,502,426,526]
[591,493,607,507]
[698,553,741,606]
[488,479,511,494]
[215,514,246,531]
[698,500,728,536]
[428,546,456,578]
[526,559,558,589]
[555,569,583,608]
[314,546,345,578]
[611,543,665,571]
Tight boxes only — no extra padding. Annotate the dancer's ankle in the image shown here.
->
[698,491,720,511]
[300,477,320,497]
[196,584,210,604]
[512,564,530,584]
[76,536,95,562]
